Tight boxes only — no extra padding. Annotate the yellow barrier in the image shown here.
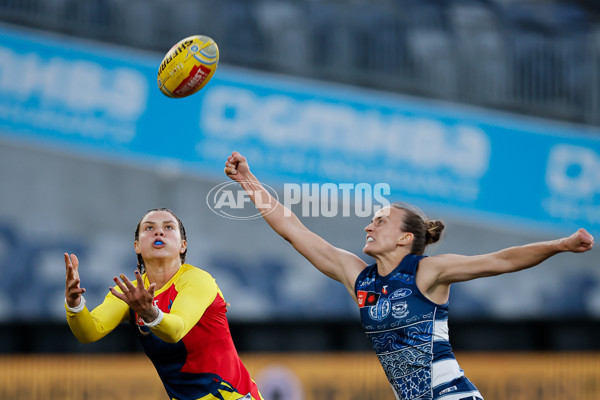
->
[0,352,599,399]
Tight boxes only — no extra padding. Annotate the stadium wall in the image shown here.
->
[1,352,599,400]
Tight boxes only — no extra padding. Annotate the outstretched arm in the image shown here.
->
[64,253,129,343]
[418,229,595,302]
[225,151,366,298]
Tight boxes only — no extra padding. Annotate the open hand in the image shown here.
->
[65,253,86,308]
[110,271,158,323]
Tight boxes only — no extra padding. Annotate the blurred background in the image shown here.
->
[0,0,599,399]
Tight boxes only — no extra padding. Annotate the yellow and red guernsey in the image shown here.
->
[66,264,262,400]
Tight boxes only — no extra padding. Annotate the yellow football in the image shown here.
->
[157,35,219,98]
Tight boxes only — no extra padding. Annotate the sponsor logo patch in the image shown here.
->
[357,291,380,308]
[389,288,412,300]
[439,386,457,395]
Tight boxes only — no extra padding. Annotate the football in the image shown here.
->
[157,35,219,98]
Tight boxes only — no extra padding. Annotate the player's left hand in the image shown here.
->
[563,228,594,253]
[110,271,158,323]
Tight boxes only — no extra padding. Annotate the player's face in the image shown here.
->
[134,210,187,263]
[363,207,409,256]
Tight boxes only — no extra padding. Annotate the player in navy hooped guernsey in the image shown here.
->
[225,151,595,400]
[355,254,478,399]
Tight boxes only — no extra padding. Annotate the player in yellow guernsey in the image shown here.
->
[64,208,263,400]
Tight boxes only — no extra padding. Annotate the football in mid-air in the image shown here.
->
[157,35,219,98]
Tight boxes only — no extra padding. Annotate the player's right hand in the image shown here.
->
[224,151,250,182]
[64,253,86,308]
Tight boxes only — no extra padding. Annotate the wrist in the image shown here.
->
[556,237,570,252]
[65,296,86,313]
[142,306,163,328]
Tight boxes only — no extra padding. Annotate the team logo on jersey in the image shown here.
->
[357,291,380,308]
[389,288,412,300]
[391,301,409,319]
[368,298,390,321]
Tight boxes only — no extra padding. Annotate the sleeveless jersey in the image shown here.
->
[354,254,483,400]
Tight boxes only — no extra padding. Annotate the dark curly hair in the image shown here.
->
[134,208,187,273]
[391,202,444,255]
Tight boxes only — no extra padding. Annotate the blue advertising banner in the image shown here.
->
[1,25,599,236]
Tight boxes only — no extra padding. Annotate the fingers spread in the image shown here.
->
[113,276,128,294]
[147,282,156,297]
[134,270,144,287]
[119,274,136,291]
[109,287,125,301]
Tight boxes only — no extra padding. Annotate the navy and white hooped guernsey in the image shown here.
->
[354,254,483,400]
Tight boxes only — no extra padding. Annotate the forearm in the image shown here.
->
[238,172,304,240]
[65,301,125,343]
[148,313,186,343]
[495,238,566,273]
[150,270,219,343]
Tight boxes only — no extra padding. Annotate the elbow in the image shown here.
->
[73,333,98,344]
[67,322,101,344]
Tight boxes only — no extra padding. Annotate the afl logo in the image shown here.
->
[206,180,280,220]
[369,298,390,321]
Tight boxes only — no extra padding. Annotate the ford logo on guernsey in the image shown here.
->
[389,289,412,300]
[206,180,280,220]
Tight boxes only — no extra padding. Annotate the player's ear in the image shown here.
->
[134,240,141,255]
[397,232,413,246]
[180,240,187,254]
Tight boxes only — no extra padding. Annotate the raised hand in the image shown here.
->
[224,151,251,182]
[109,271,158,323]
[64,253,86,308]
[563,228,594,253]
